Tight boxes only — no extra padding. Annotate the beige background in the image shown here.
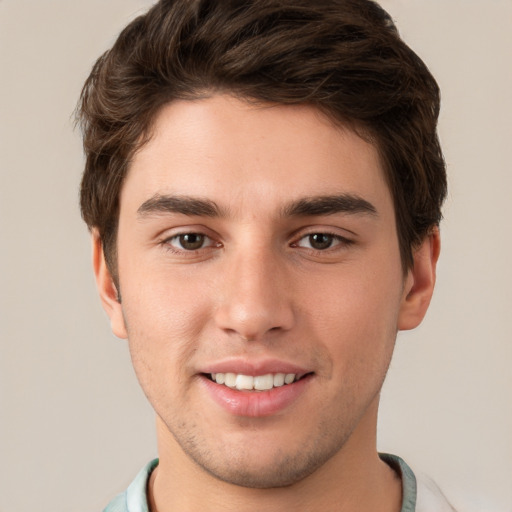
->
[1,1,511,511]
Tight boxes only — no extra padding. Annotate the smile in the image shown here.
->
[210,372,300,391]
[202,371,313,417]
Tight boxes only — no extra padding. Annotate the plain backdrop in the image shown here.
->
[0,1,511,511]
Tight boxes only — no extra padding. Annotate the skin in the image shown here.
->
[94,94,439,512]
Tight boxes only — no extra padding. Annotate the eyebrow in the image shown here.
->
[137,194,225,218]
[282,195,378,218]
[137,193,377,219]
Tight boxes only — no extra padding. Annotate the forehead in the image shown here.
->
[122,94,392,220]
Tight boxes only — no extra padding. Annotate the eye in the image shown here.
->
[295,233,351,251]
[303,233,335,250]
[167,233,213,251]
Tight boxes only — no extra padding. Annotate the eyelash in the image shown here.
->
[162,233,220,255]
[291,232,354,252]
[160,230,354,256]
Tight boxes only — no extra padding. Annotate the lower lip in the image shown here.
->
[199,375,312,417]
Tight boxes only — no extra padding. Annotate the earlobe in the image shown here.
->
[397,228,441,331]
[91,230,128,339]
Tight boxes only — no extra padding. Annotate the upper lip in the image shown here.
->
[200,358,311,378]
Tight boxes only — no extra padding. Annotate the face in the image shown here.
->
[96,94,435,488]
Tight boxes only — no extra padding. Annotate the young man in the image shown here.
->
[77,1,452,510]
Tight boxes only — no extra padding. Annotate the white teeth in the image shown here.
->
[254,374,274,391]
[210,372,299,390]
[273,373,285,387]
[224,373,237,388]
[284,373,295,384]
[235,374,254,390]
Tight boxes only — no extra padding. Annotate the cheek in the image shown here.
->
[120,254,212,335]
[119,269,212,398]
[300,259,403,370]
[124,286,199,341]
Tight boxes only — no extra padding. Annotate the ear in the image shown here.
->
[398,228,441,331]
[92,230,128,339]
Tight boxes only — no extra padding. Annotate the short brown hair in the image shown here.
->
[77,0,446,277]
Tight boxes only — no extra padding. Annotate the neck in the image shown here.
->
[148,398,402,512]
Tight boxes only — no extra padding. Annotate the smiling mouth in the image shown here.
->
[205,372,311,391]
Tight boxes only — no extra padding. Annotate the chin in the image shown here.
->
[175,422,351,490]
[197,452,325,489]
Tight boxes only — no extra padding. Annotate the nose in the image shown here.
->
[213,246,295,342]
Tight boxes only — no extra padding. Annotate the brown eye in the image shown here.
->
[179,233,205,250]
[294,232,353,252]
[308,233,334,250]
[168,233,208,251]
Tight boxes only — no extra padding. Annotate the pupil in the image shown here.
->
[180,234,204,250]
[310,233,333,250]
